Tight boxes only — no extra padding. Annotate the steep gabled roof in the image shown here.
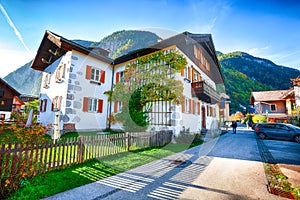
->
[31,30,113,71]
[114,32,224,84]
[31,31,224,84]
[250,90,290,104]
[0,78,21,96]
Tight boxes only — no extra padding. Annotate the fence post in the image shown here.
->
[78,136,84,163]
[126,133,131,151]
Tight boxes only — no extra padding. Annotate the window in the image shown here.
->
[0,90,4,98]
[185,98,190,113]
[1,100,6,106]
[116,71,125,83]
[43,73,51,88]
[114,101,123,113]
[83,97,103,113]
[270,104,276,111]
[52,96,62,111]
[184,67,188,79]
[39,99,47,112]
[86,65,105,83]
[55,64,66,82]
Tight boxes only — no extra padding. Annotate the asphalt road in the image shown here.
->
[44,126,290,200]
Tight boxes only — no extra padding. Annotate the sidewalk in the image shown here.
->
[44,129,285,200]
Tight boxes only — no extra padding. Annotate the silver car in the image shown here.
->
[255,123,300,143]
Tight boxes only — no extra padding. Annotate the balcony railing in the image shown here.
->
[191,81,220,103]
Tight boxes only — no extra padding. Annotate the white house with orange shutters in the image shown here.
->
[31,30,225,137]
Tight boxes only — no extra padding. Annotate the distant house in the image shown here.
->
[250,89,294,122]
[31,30,228,137]
[0,78,23,120]
[219,93,230,123]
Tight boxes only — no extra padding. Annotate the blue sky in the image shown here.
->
[0,0,299,77]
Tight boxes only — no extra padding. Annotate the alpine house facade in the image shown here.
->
[31,30,224,137]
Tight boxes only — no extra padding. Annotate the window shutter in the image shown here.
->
[57,96,62,110]
[181,68,185,76]
[189,99,192,114]
[100,70,105,83]
[51,98,55,111]
[192,68,195,81]
[116,72,120,83]
[61,64,66,79]
[114,101,118,113]
[198,102,200,115]
[43,99,47,112]
[85,65,92,80]
[83,97,89,112]
[47,73,51,85]
[39,100,43,112]
[188,67,191,80]
[97,99,103,113]
[192,100,195,114]
[181,96,185,113]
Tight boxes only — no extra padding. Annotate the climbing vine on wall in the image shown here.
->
[112,50,187,131]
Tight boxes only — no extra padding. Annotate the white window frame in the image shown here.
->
[185,98,189,113]
[90,67,101,82]
[270,104,276,111]
[88,98,98,112]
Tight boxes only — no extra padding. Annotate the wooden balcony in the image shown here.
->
[191,81,220,103]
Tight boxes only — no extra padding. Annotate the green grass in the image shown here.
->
[9,141,202,200]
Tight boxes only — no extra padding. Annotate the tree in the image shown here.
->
[112,51,187,131]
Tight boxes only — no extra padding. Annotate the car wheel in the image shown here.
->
[258,133,266,140]
[294,135,300,143]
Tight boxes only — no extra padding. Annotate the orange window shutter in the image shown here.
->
[189,99,192,114]
[116,72,120,83]
[181,68,185,76]
[114,101,118,113]
[98,99,103,113]
[188,67,191,80]
[192,68,195,81]
[85,65,91,80]
[181,96,185,113]
[198,102,200,115]
[100,70,105,83]
[83,97,89,112]
[192,100,195,114]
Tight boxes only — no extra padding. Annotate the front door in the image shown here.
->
[201,106,206,129]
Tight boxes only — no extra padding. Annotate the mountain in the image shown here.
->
[218,52,300,112]
[4,61,42,95]
[4,30,300,114]
[91,30,160,58]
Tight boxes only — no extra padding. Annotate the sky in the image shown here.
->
[0,0,299,77]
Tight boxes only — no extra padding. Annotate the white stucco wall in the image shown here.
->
[39,52,71,129]
[64,51,113,131]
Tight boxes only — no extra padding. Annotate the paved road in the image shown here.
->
[45,127,287,200]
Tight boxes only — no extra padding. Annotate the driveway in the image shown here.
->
[44,127,287,200]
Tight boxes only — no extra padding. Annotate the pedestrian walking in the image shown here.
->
[231,120,237,134]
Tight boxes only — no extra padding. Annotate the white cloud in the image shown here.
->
[247,45,270,55]
[0,49,33,77]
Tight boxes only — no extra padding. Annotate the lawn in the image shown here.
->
[1,125,203,200]
[8,142,200,200]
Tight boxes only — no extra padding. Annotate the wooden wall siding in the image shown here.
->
[0,131,172,179]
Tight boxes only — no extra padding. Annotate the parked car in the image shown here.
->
[254,123,300,143]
